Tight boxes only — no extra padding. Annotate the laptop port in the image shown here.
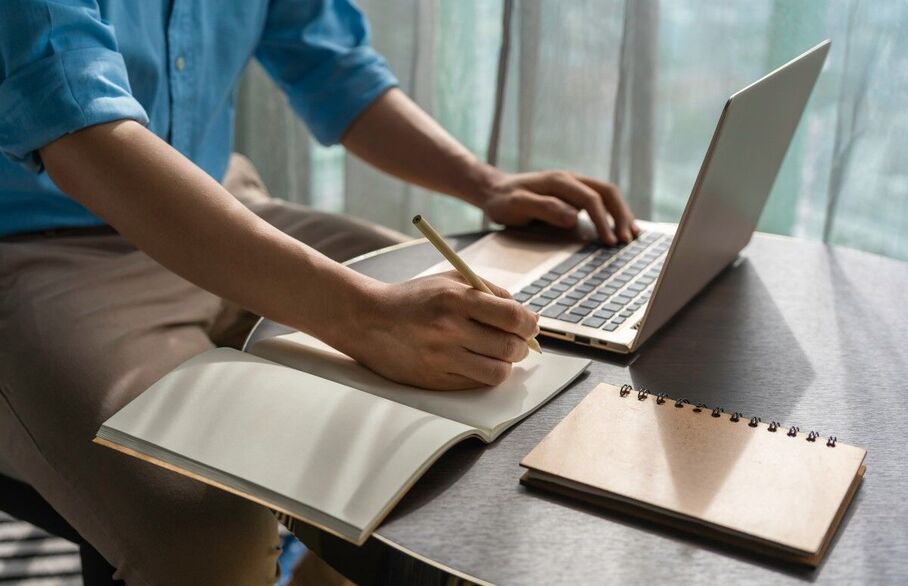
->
[539,328,574,342]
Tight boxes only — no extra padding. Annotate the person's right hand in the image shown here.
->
[341,271,540,390]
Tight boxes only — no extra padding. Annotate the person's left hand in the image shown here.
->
[480,170,640,245]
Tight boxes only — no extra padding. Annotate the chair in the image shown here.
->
[0,454,122,585]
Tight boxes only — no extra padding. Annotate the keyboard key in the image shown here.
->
[580,261,600,272]
[601,286,619,296]
[620,309,634,318]
[603,323,619,331]
[594,309,616,319]
[613,316,626,324]
[602,302,623,313]
[586,276,604,286]
[570,306,592,317]
[528,301,547,312]
[531,278,552,288]
[558,312,583,324]
[564,290,585,301]
[551,283,569,293]
[613,294,634,306]
[514,292,533,303]
[521,285,541,295]
[579,299,599,309]
[541,303,571,318]
[550,246,596,275]
[626,282,645,293]
[589,293,608,303]
[575,284,594,294]
[582,316,606,328]
[561,277,579,286]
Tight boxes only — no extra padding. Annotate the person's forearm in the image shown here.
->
[341,88,499,207]
[40,120,375,347]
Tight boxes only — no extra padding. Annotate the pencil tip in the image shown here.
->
[412,215,422,224]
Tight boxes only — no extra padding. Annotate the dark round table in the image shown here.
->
[245,231,908,586]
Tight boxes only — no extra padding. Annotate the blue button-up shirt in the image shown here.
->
[0,0,397,237]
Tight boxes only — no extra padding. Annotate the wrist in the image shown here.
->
[304,267,389,357]
[457,162,507,209]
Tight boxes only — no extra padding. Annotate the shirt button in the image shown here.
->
[175,56,186,71]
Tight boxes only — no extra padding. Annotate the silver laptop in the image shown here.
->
[425,40,830,353]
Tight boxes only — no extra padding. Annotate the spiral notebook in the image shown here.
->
[520,383,867,566]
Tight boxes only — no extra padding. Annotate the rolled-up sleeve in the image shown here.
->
[0,1,148,172]
[255,0,399,145]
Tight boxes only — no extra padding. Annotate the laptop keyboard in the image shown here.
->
[513,232,670,332]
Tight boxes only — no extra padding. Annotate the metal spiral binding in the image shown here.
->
[614,384,840,447]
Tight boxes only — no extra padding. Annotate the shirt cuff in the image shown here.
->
[0,46,149,173]
[289,46,399,146]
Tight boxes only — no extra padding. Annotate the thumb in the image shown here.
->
[479,277,512,299]
[520,192,578,228]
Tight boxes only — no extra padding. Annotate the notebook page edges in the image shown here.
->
[97,348,475,543]
[251,331,589,440]
[521,383,866,555]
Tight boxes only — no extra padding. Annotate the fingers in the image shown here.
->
[510,191,579,228]
[441,270,512,299]
[534,172,618,245]
[434,371,487,391]
[447,348,514,386]
[462,289,539,340]
[479,276,512,299]
[576,175,639,241]
[459,320,530,363]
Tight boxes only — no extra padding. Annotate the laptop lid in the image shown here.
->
[634,40,830,348]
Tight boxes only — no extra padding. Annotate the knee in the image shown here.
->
[116,489,281,586]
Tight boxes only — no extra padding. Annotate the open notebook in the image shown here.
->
[95,332,589,544]
[520,383,867,566]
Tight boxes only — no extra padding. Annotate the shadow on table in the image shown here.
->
[518,477,864,582]
[629,257,815,411]
[620,258,831,577]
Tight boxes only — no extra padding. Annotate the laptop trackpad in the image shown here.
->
[416,232,580,291]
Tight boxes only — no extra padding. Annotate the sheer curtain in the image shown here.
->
[235,0,908,260]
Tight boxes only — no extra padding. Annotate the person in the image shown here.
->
[0,1,638,584]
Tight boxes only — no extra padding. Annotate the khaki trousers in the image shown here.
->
[0,155,408,585]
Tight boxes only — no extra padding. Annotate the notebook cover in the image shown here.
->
[520,383,867,563]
